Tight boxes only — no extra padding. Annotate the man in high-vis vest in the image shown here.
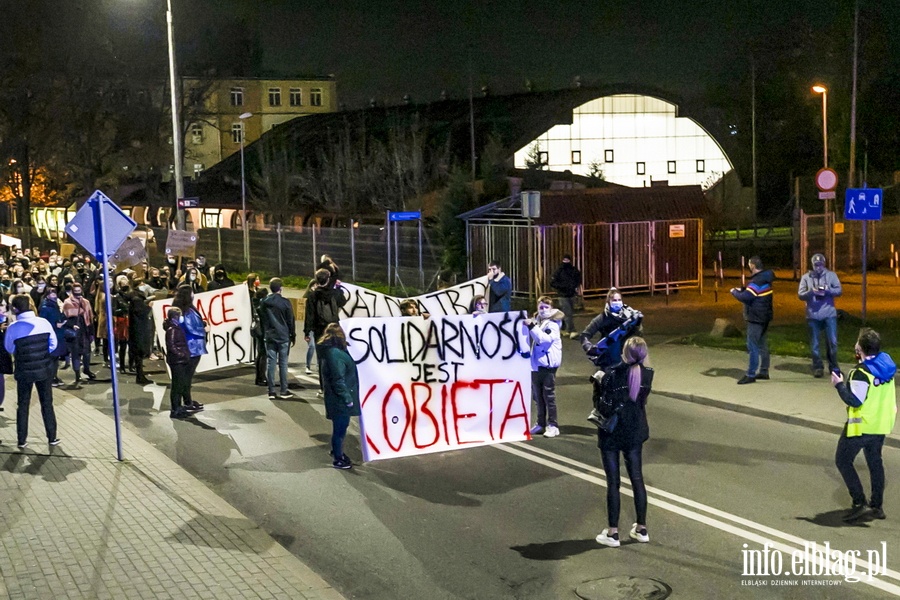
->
[831,328,897,522]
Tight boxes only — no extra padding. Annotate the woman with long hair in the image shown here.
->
[318,322,360,470]
[595,336,654,548]
[172,284,207,412]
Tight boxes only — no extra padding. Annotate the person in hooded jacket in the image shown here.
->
[579,288,643,372]
[550,254,582,337]
[207,264,235,291]
[62,282,96,384]
[128,286,154,384]
[172,285,207,412]
[798,253,842,378]
[730,256,774,384]
[523,296,564,438]
[163,307,192,419]
[38,287,67,387]
[318,322,360,470]
[831,328,896,522]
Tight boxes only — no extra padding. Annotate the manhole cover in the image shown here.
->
[575,576,671,600]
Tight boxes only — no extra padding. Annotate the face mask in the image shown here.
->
[215,272,224,280]
[538,307,552,319]
[14,286,23,294]
[253,281,260,289]
[189,273,196,281]
[609,301,623,313]
[37,283,46,291]
[178,316,185,324]
[47,295,57,303]
[73,291,82,298]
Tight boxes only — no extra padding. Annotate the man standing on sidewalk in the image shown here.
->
[798,253,842,378]
[5,294,60,448]
[550,254,582,338]
[258,278,296,400]
[730,256,774,385]
[831,328,896,521]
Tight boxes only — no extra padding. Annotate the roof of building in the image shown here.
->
[458,185,708,224]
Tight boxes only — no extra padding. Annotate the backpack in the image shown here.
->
[316,292,340,326]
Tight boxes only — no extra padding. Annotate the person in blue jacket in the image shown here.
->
[730,256,774,385]
[487,260,512,313]
[38,287,67,387]
[318,323,360,470]
[172,284,206,412]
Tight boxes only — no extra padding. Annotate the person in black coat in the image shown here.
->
[550,254,582,336]
[163,307,192,419]
[257,277,296,399]
[207,264,235,291]
[128,286,155,385]
[594,336,654,548]
[579,288,643,371]
[38,288,68,387]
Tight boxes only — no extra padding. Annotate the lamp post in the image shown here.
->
[165,0,185,230]
[239,112,252,270]
[812,85,828,169]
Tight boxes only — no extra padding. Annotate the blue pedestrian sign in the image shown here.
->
[844,188,883,221]
[389,211,421,222]
[65,190,137,258]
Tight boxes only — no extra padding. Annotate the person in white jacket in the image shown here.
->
[523,296,564,438]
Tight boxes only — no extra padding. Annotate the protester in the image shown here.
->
[579,288,643,372]
[487,260,512,313]
[128,286,154,385]
[112,275,132,373]
[550,254,582,338]
[5,294,60,448]
[730,256,774,384]
[471,295,488,315]
[399,298,430,319]
[304,268,348,394]
[301,279,317,375]
[38,287,67,387]
[207,264,235,291]
[172,285,206,412]
[0,302,12,411]
[317,254,342,285]
[831,328,896,522]
[258,277,296,400]
[318,323,360,470]
[595,337,654,547]
[163,307,192,419]
[251,287,269,386]
[798,253,842,378]
[523,296,563,438]
[62,282,96,384]
[92,275,110,367]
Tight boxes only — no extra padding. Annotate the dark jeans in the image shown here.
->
[601,445,647,528]
[558,296,576,332]
[169,363,191,411]
[835,429,885,508]
[532,367,558,427]
[266,340,290,395]
[746,321,770,377]
[254,337,267,384]
[331,414,351,458]
[183,356,201,406]
[17,378,57,444]
[809,317,839,372]
[71,334,93,376]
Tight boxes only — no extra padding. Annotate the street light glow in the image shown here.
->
[812,85,827,94]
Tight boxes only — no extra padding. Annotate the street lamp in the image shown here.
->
[812,85,828,168]
[239,112,252,270]
[165,0,186,230]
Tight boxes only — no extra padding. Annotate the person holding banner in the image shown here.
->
[595,337,654,548]
[172,285,206,412]
[318,323,360,470]
[523,296,563,438]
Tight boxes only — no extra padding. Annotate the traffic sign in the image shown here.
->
[64,190,137,258]
[815,168,838,192]
[177,197,200,208]
[844,188,883,221]
[389,211,421,222]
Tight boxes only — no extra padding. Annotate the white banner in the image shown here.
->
[151,287,252,373]
[343,311,533,462]
[339,276,490,318]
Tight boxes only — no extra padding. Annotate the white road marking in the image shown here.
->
[498,442,900,596]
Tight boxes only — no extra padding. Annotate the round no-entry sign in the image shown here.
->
[815,168,838,192]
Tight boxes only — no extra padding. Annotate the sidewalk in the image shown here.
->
[649,343,900,448]
[0,389,346,600]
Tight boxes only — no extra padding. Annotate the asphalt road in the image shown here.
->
[65,337,900,600]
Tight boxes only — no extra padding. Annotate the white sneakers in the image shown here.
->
[630,523,649,543]
[596,529,620,547]
[568,332,579,340]
[543,425,560,438]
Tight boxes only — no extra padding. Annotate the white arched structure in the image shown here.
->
[513,94,733,188]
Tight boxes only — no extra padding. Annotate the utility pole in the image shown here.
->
[849,0,859,189]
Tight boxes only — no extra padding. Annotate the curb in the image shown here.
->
[654,389,900,451]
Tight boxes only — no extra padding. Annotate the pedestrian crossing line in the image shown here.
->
[499,442,900,596]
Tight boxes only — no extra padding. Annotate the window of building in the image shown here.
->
[538,151,548,167]
[696,159,705,173]
[190,123,203,144]
[636,162,646,175]
[268,87,281,107]
[193,163,204,177]
[668,161,677,174]
[230,87,244,106]
[604,149,614,163]
[202,210,220,228]
[571,150,581,165]
[289,88,302,106]
[231,122,244,144]
[310,88,323,106]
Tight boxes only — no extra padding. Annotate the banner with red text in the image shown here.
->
[151,287,252,373]
[343,311,533,461]
[339,276,490,318]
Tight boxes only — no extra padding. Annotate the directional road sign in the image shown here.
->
[844,188,883,221]
[389,211,421,222]
[64,190,137,258]
[177,197,200,208]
